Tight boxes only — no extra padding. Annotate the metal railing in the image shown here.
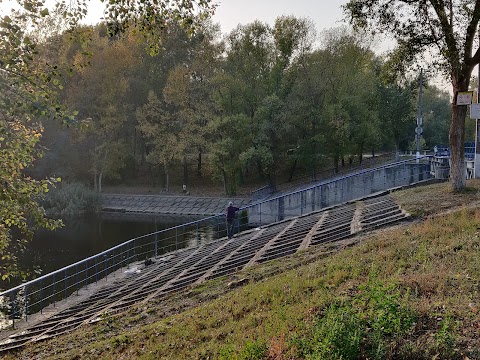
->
[0,157,433,330]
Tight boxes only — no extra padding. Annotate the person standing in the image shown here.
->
[226,201,239,239]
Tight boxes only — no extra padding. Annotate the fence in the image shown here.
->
[0,157,433,329]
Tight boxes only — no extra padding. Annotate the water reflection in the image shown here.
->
[0,212,230,328]
[18,213,209,284]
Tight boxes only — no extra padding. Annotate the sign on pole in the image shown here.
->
[471,103,480,119]
[456,91,474,105]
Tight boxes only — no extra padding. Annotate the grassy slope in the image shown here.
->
[3,181,480,359]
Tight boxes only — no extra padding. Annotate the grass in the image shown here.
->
[4,180,480,359]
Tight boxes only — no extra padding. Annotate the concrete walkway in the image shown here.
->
[101,194,251,216]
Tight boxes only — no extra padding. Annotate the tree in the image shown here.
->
[377,81,416,158]
[345,0,480,191]
[240,95,293,185]
[0,0,215,281]
[207,114,252,195]
[0,0,70,283]
[136,91,185,192]
[321,29,379,168]
[421,86,451,148]
[65,28,138,191]
[161,22,222,180]
[0,120,62,282]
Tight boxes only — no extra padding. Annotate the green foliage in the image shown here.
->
[344,0,480,190]
[207,114,252,195]
[376,81,416,152]
[301,275,417,360]
[435,314,457,358]
[421,86,452,147]
[41,182,99,216]
[103,0,215,54]
[25,11,455,195]
[0,121,62,282]
[305,302,363,359]
[0,0,212,281]
[110,334,131,349]
[219,344,236,360]
[238,340,267,360]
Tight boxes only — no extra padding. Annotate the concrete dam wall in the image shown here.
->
[247,162,431,225]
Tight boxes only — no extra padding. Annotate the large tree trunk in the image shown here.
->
[449,73,471,192]
[449,102,467,191]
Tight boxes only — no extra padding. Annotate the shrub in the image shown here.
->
[42,182,99,216]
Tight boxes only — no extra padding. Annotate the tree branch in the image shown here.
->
[429,0,460,69]
[464,1,480,67]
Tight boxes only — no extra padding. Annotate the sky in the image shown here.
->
[33,0,351,41]
[0,0,357,43]
[211,0,349,35]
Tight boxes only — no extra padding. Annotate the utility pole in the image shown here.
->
[475,37,480,178]
[416,69,424,160]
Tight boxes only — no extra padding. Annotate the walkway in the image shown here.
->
[101,194,251,216]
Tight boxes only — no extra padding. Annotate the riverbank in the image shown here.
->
[4,181,480,359]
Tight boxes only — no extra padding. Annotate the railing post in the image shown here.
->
[24,286,28,322]
[259,203,262,226]
[105,254,108,281]
[155,233,158,258]
[133,239,136,261]
[301,191,304,215]
[10,291,15,329]
[95,256,98,284]
[40,280,43,314]
[236,215,240,236]
[112,251,116,276]
[196,222,199,246]
[175,228,178,251]
[85,261,88,289]
[64,269,67,300]
[76,264,79,295]
[52,273,56,308]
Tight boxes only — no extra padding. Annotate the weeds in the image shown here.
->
[435,314,457,357]
[110,334,131,349]
[239,340,267,360]
[301,275,417,360]
[5,182,480,359]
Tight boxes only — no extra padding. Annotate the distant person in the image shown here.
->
[226,201,239,239]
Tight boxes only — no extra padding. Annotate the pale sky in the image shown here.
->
[1,0,350,39]
[211,0,349,35]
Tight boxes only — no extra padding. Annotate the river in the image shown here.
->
[13,213,215,288]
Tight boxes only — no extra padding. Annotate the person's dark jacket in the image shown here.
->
[226,205,239,222]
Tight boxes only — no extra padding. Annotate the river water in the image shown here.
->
[1,213,221,329]
[15,213,213,287]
